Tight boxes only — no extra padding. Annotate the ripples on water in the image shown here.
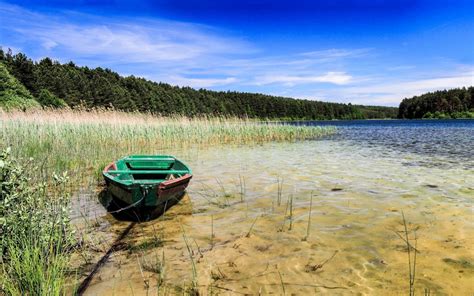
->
[293,119,474,169]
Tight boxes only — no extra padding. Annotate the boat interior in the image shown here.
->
[106,156,189,183]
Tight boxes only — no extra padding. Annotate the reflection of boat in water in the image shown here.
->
[102,155,192,219]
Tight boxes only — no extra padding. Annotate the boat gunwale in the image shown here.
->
[102,155,193,188]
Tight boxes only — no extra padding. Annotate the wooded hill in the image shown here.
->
[398,87,474,119]
[0,49,397,119]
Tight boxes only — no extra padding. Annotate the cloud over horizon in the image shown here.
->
[1,1,472,106]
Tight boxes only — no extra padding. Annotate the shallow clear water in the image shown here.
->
[72,120,474,295]
[292,119,474,169]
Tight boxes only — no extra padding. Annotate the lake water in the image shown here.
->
[72,119,474,295]
[293,119,474,169]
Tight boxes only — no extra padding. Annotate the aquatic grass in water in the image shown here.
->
[0,109,335,184]
[238,174,246,202]
[0,108,336,294]
[276,176,284,206]
[400,211,418,296]
[63,123,472,294]
[302,192,314,241]
[180,224,198,295]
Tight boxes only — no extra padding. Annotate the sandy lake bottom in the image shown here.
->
[69,132,474,295]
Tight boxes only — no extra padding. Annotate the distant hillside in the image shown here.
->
[398,87,474,119]
[0,49,398,119]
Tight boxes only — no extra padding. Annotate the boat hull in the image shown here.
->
[102,158,192,211]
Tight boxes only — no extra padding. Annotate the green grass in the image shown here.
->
[1,109,335,184]
[0,108,335,295]
[1,149,72,296]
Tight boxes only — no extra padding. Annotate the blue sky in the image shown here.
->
[0,0,473,106]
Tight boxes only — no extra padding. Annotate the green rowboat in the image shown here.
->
[103,155,192,211]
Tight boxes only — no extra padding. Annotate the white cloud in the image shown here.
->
[255,72,353,86]
[0,3,366,90]
[285,70,474,106]
[387,65,416,71]
[299,48,372,60]
[168,76,238,88]
[2,2,470,105]
[344,71,474,104]
[41,40,58,50]
[0,3,254,64]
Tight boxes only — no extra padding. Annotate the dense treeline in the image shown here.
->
[0,62,40,109]
[398,87,474,119]
[0,49,397,119]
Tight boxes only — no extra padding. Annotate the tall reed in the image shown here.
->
[401,211,417,296]
[276,177,284,206]
[288,195,294,231]
[180,225,198,295]
[303,192,314,241]
[1,109,335,182]
[239,174,246,202]
[210,215,215,246]
[0,108,335,294]
[245,215,259,238]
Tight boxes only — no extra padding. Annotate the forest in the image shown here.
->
[0,49,397,119]
[398,87,474,119]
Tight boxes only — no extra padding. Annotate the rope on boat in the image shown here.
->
[107,196,145,213]
[76,222,136,295]
[107,186,148,214]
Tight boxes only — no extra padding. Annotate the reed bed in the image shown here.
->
[0,108,334,295]
[1,109,335,182]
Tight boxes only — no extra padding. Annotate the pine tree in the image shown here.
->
[0,63,40,110]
